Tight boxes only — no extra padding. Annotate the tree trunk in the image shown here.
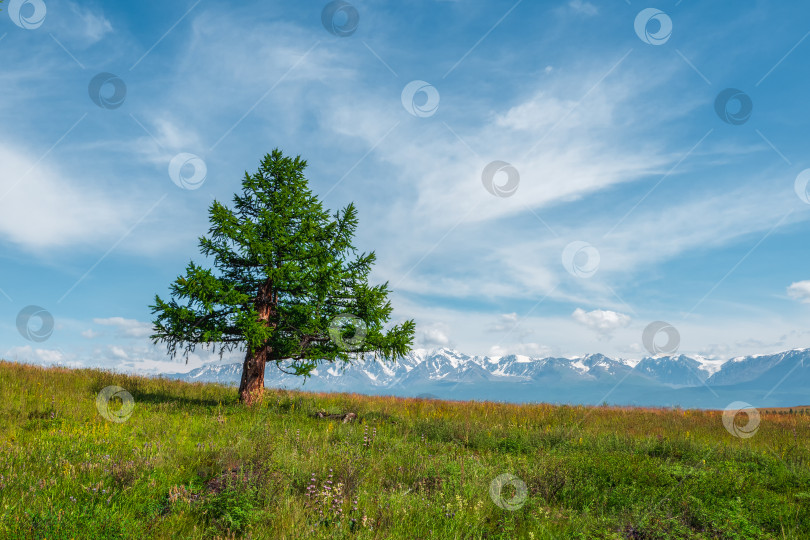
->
[239,278,275,405]
[238,346,268,405]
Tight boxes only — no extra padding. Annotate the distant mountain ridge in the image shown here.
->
[161,347,810,409]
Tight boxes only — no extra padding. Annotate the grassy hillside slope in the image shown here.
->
[0,360,809,539]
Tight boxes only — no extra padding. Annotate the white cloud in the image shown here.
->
[417,326,451,348]
[93,317,153,338]
[489,342,552,357]
[572,308,631,335]
[131,116,207,167]
[3,338,240,375]
[4,346,73,367]
[488,312,518,332]
[71,4,113,43]
[788,281,810,303]
[82,329,100,339]
[0,145,143,251]
[45,2,113,47]
[110,346,129,359]
[92,342,240,374]
[0,141,198,257]
[569,0,598,16]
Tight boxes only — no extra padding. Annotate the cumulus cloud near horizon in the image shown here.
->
[417,326,452,348]
[572,308,631,336]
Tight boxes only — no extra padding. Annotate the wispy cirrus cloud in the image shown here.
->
[61,2,114,46]
[92,317,153,338]
[568,0,598,17]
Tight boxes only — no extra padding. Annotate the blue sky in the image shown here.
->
[2,0,810,373]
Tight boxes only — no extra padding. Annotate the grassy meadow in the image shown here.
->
[1,360,809,539]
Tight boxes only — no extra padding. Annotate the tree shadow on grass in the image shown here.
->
[89,380,239,410]
[128,390,237,409]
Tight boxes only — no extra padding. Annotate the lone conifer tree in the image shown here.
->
[151,150,415,404]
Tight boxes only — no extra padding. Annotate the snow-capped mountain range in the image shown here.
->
[161,348,810,408]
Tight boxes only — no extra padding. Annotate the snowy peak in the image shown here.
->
[707,348,810,386]
[634,355,710,387]
[161,347,810,407]
[580,353,627,372]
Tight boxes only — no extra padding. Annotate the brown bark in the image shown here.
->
[239,346,267,405]
[238,278,275,405]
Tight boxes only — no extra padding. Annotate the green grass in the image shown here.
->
[1,360,809,539]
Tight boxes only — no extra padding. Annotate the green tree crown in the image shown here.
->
[151,149,415,378]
